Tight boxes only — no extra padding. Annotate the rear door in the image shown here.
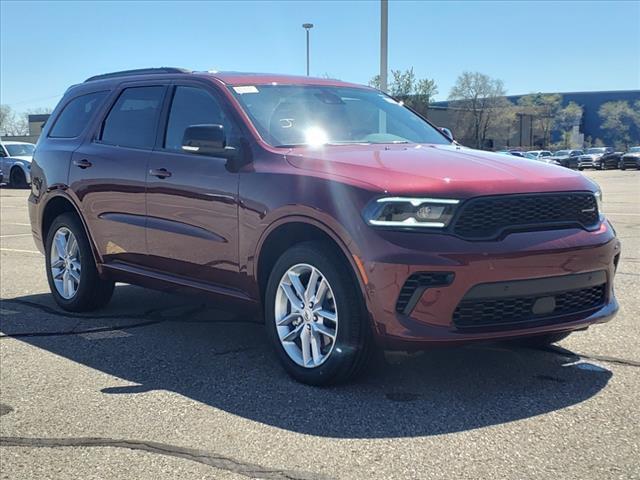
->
[145,82,241,288]
[69,83,168,265]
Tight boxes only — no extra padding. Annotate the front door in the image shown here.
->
[145,83,240,288]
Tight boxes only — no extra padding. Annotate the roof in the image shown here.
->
[206,71,365,88]
[81,67,367,89]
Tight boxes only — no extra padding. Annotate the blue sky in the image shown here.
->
[1,0,639,113]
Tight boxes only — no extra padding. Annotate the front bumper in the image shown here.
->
[578,158,601,169]
[359,222,620,349]
[620,157,640,168]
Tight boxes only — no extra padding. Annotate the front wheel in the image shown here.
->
[264,241,372,385]
[45,213,115,312]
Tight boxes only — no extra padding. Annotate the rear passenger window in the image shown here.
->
[49,91,108,138]
[100,86,165,149]
[164,86,231,152]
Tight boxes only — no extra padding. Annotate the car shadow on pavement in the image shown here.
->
[1,285,612,439]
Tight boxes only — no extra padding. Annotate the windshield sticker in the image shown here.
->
[234,86,259,94]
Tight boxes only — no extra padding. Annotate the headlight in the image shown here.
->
[594,189,604,216]
[364,197,460,228]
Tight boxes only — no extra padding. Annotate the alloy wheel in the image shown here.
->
[274,263,338,368]
[50,227,81,299]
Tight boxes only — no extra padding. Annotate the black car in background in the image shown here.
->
[578,147,620,170]
[548,149,583,169]
[620,146,640,170]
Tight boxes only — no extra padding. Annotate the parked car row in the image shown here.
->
[499,146,639,170]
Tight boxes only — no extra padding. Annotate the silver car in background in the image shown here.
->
[0,141,35,187]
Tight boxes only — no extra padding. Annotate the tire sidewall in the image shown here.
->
[264,242,365,385]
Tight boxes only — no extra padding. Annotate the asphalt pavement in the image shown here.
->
[1,169,639,479]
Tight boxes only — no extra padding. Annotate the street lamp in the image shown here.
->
[302,23,314,76]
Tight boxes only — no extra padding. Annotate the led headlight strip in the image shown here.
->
[365,197,461,229]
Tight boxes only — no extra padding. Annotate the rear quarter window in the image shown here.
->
[49,91,109,138]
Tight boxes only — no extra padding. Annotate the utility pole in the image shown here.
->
[303,23,314,76]
[380,0,388,92]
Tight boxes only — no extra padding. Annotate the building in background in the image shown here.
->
[28,114,50,136]
[429,90,640,150]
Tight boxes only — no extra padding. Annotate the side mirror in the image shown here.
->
[440,127,454,141]
[181,124,235,158]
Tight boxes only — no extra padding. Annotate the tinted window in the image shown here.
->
[165,86,230,152]
[101,86,165,149]
[49,91,108,138]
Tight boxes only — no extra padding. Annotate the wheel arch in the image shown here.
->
[255,216,369,308]
[41,193,103,269]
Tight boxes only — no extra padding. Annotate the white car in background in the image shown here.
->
[0,140,35,187]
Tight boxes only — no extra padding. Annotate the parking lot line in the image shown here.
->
[0,248,42,255]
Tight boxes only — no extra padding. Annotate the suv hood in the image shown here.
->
[286,144,596,198]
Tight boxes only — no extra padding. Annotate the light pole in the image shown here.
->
[380,0,388,92]
[302,23,313,76]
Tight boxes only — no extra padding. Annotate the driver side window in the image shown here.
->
[165,86,232,153]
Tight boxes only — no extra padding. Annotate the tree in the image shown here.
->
[555,101,583,132]
[413,78,438,112]
[368,75,381,89]
[0,104,28,136]
[0,105,52,137]
[517,93,562,148]
[389,68,416,97]
[368,68,438,114]
[448,71,508,149]
[599,100,640,149]
[554,102,584,148]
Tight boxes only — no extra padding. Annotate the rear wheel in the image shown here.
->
[9,167,27,188]
[264,241,372,385]
[45,213,114,312]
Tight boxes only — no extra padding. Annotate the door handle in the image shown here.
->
[149,168,172,179]
[73,159,92,169]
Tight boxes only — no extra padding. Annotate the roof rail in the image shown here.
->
[84,67,191,83]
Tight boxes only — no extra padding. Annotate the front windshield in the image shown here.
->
[229,85,450,147]
[630,147,640,152]
[5,143,35,156]
[554,150,570,156]
[586,148,606,154]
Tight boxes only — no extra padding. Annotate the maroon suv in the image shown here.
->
[28,68,620,385]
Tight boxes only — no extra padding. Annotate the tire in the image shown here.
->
[264,241,372,385]
[45,212,115,312]
[510,331,571,348]
[9,167,27,188]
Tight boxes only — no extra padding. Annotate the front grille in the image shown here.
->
[396,272,454,314]
[453,284,606,329]
[452,193,599,239]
